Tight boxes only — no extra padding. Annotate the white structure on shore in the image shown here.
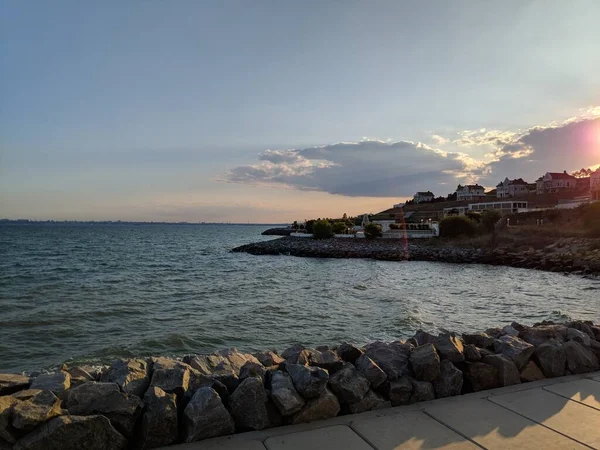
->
[535,171,577,194]
[443,200,529,217]
[456,184,486,201]
[496,178,529,198]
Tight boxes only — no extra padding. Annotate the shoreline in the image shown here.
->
[232,236,600,275]
[1,319,599,449]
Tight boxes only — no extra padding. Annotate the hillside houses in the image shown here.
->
[496,178,530,198]
[456,184,485,201]
[535,171,577,194]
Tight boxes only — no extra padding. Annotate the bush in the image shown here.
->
[439,216,476,238]
[465,211,482,223]
[364,223,382,239]
[481,210,502,233]
[305,220,315,234]
[332,222,347,234]
[583,202,600,237]
[389,223,403,230]
[312,219,334,239]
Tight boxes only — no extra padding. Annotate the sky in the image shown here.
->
[1,1,600,222]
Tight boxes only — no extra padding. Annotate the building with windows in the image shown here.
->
[413,191,435,203]
[535,171,577,194]
[496,178,529,198]
[591,168,600,201]
[455,184,486,201]
[443,201,528,217]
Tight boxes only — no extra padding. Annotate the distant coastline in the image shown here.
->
[0,219,286,226]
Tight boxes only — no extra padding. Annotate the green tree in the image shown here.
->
[439,216,476,238]
[364,223,383,239]
[481,210,502,233]
[312,219,334,239]
[332,222,347,234]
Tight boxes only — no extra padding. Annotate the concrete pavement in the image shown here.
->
[168,371,600,450]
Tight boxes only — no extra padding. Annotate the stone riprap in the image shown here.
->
[1,320,599,449]
[232,236,600,275]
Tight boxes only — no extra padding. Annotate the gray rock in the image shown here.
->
[410,344,441,382]
[354,354,387,388]
[566,321,596,340]
[214,349,262,374]
[228,377,270,431]
[11,390,62,431]
[364,341,412,381]
[433,360,463,398]
[389,377,412,406]
[149,357,191,399]
[270,371,305,416]
[563,341,600,374]
[435,335,465,363]
[493,335,535,370]
[67,367,96,386]
[253,351,284,367]
[519,325,567,347]
[412,330,437,346]
[239,362,267,382]
[566,328,591,347]
[329,364,370,405]
[286,364,329,399]
[0,396,18,444]
[346,389,387,414]
[464,344,482,361]
[281,344,311,365]
[520,361,546,383]
[337,343,363,364]
[534,339,566,378]
[485,327,503,339]
[501,325,519,337]
[139,387,178,449]
[185,354,225,375]
[183,387,234,443]
[309,350,344,373]
[462,333,494,349]
[482,355,521,387]
[13,415,127,450]
[0,374,30,396]
[100,359,151,398]
[290,388,340,424]
[64,382,142,438]
[410,380,435,404]
[464,362,499,392]
[30,373,70,396]
[591,340,600,360]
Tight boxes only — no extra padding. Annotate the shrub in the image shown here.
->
[439,216,476,238]
[364,223,382,239]
[481,210,502,233]
[465,211,482,223]
[332,222,347,234]
[312,219,334,239]
[583,202,600,237]
[389,223,403,230]
[305,220,315,234]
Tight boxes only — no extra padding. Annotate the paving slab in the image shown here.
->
[425,396,585,449]
[489,388,600,449]
[352,410,478,450]
[163,437,266,450]
[264,425,372,450]
[593,376,600,383]
[544,379,600,411]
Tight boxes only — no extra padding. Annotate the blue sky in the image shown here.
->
[1,1,599,221]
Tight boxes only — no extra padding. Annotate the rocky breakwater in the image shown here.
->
[1,320,600,449]
[232,237,600,275]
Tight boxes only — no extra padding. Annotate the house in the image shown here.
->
[443,200,528,217]
[591,169,600,201]
[456,184,486,201]
[413,191,435,203]
[496,178,529,198]
[535,171,577,194]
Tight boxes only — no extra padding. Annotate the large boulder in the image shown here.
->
[64,382,142,439]
[228,377,270,431]
[329,364,370,405]
[354,354,387,388]
[281,345,311,365]
[337,343,363,364]
[534,339,566,378]
[462,333,494,349]
[501,326,519,337]
[563,341,600,374]
[185,354,225,375]
[464,344,482,361]
[566,328,591,347]
[520,361,546,383]
[30,373,70,396]
[238,362,267,382]
[149,357,191,399]
[410,344,441,382]
[389,377,412,406]
[464,362,499,392]
[482,355,521,387]
[435,335,465,363]
[253,351,284,367]
[11,390,62,431]
[0,396,18,444]
[13,415,127,450]
[286,364,329,399]
[138,387,178,449]
[214,349,262,374]
[364,341,412,381]
[433,360,463,398]
[67,367,96,386]
[290,388,340,424]
[411,330,437,346]
[270,371,305,416]
[309,350,344,373]
[493,335,534,370]
[100,359,151,398]
[410,380,435,404]
[519,325,567,347]
[566,321,596,340]
[183,387,234,443]
[346,389,387,414]
[0,374,30,396]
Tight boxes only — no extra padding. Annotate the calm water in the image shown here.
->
[1,223,599,373]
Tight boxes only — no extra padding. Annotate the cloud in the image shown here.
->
[223,140,476,197]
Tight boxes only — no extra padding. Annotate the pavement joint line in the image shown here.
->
[541,384,600,412]
[346,423,378,450]
[486,393,596,450]
[420,410,487,450]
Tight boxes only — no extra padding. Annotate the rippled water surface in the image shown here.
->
[1,223,599,373]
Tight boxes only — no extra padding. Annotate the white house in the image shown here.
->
[413,191,435,203]
[535,171,577,194]
[496,178,529,198]
[591,168,600,201]
[456,184,486,201]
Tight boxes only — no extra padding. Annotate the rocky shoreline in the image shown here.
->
[2,320,600,449]
[232,237,600,275]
